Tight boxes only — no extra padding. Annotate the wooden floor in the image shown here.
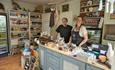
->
[0,54,22,70]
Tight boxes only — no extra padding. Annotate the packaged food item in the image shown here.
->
[98,55,107,62]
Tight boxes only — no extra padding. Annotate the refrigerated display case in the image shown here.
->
[0,13,8,55]
[83,17,104,44]
[87,28,102,44]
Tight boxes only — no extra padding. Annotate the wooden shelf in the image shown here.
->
[30,12,42,42]
[80,0,105,44]
[10,24,28,27]
[19,37,29,39]
[84,16,101,18]
[81,4,99,8]
[9,10,30,48]
[104,39,115,41]
[80,11,97,14]
[30,30,41,32]
[31,36,40,38]
[11,31,29,33]
[80,11,104,14]
[0,38,6,40]
[80,0,105,18]
[10,17,28,20]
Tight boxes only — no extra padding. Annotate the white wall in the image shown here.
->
[14,1,37,11]
[49,0,80,39]
[104,13,115,25]
[0,0,12,12]
[56,0,80,26]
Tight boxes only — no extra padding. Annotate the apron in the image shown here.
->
[71,31,83,46]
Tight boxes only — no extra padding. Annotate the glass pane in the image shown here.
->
[0,15,6,32]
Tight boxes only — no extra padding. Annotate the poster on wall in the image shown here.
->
[62,4,69,12]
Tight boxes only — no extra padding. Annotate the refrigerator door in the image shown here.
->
[0,14,8,55]
[87,29,102,44]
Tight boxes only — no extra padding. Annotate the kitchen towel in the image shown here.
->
[49,11,55,28]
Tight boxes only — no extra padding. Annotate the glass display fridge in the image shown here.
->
[0,13,8,56]
[87,28,102,44]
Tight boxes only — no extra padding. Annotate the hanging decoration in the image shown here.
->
[49,9,55,28]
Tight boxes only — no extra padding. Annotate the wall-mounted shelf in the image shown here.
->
[81,4,99,8]
[10,24,28,27]
[80,0,105,17]
[80,0,105,44]
[30,12,42,42]
[9,10,30,48]
[80,11,104,14]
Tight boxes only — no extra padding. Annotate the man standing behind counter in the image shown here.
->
[56,17,72,43]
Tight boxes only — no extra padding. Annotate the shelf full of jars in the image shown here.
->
[80,0,105,44]
[30,12,42,43]
[9,10,30,48]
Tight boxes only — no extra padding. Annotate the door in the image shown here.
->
[0,13,8,55]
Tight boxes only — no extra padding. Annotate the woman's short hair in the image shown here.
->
[62,17,68,22]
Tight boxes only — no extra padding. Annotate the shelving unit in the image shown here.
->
[30,12,42,43]
[80,0,105,17]
[9,10,30,48]
[80,0,105,44]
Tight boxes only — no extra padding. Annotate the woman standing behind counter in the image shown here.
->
[69,16,88,48]
[56,17,72,43]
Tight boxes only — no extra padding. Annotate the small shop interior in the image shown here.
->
[0,0,115,70]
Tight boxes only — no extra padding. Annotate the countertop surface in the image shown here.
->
[39,42,110,70]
